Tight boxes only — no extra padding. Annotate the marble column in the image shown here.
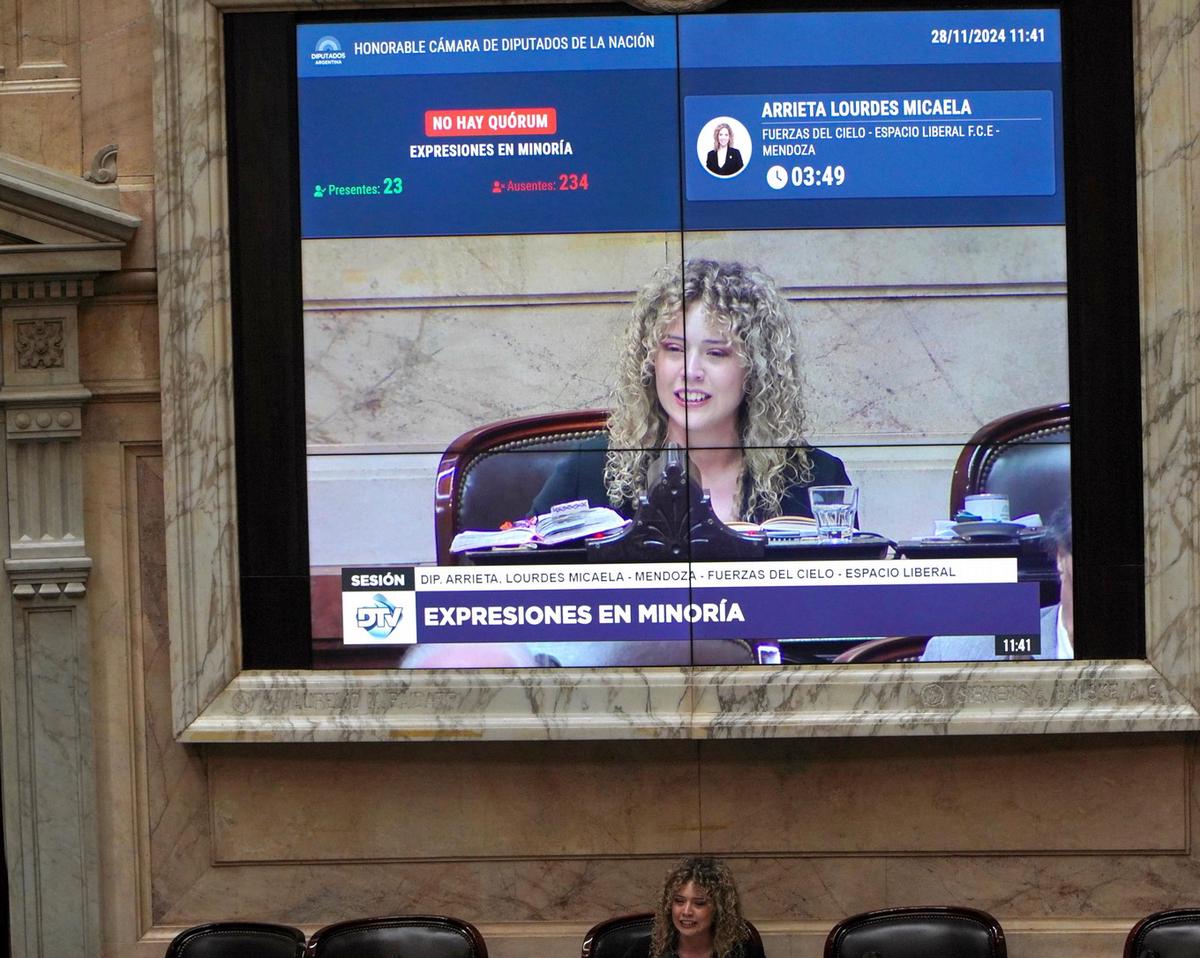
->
[0,152,139,956]
[0,288,97,956]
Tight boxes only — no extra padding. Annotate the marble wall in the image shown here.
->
[0,0,1189,955]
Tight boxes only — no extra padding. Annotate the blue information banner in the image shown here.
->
[297,17,677,77]
[297,17,681,238]
[675,8,1063,228]
[297,8,1065,237]
[412,582,1041,643]
[677,10,1061,69]
[683,90,1056,202]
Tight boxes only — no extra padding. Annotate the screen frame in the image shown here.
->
[156,0,1200,741]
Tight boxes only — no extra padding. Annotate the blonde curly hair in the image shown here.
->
[605,259,811,520]
[649,857,749,958]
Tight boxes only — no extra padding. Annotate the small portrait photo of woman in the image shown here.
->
[698,117,750,178]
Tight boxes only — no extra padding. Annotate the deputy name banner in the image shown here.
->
[683,91,1055,202]
[339,559,1039,645]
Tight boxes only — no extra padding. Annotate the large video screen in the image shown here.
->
[296,7,1077,669]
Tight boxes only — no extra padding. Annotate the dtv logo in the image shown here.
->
[355,593,403,639]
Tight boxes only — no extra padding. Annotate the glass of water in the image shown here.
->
[809,485,859,540]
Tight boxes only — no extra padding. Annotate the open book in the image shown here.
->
[450,499,628,553]
[726,515,819,538]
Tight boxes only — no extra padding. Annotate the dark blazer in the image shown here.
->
[621,934,765,958]
[529,435,850,521]
[705,147,744,176]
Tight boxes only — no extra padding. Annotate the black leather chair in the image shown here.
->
[949,402,1070,522]
[582,913,655,958]
[824,906,1006,958]
[1124,908,1200,957]
[164,922,307,958]
[434,409,608,564]
[831,636,931,663]
[309,915,488,958]
[581,912,765,958]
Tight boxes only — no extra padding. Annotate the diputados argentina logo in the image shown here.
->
[310,35,346,67]
[341,566,417,645]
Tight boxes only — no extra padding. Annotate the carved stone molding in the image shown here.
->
[83,144,119,185]
[6,558,91,599]
[6,405,81,437]
[0,152,137,261]
[13,318,64,369]
[623,0,723,11]
[0,304,84,396]
[0,148,138,958]
[0,276,95,301]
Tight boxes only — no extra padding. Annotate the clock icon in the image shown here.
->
[767,165,788,190]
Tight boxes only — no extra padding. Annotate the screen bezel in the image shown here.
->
[232,0,1139,668]
[155,0,1197,742]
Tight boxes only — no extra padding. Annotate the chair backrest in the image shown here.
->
[309,915,488,958]
[434,409,609,564]
[949,403,1070,522]
[581,912,766,958]
[832,636,931,663]
[582,912,655,958]
[824,906,1006,958]
[1124,908,1200,958]
[164,922,307,958]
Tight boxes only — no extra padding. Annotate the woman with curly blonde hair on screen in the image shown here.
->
[532,258,848,523]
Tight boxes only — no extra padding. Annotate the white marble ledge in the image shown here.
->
[177,661,1200,742]
[696,660,1200,736]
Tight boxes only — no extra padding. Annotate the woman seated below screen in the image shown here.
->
[531,259,849,523]
[625,856,763,958]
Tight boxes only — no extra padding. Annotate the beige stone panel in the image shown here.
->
[696,736,1186,854]
[79,401,163,951]
[79,300,159,392]
[731,857,887,921]
[799,293,1067,439]
[0,0,79,79]
[879,849,1200,918]
[303,233,680,302]
[684,226,1066,289]
[0,89,81,175]
[10,0,74,70]
[305,303,621,450]
[118,185,156,271]
[156,856,687,925]
[80,0,154,178]
[80,417,209,927]
[138,450,209,925]
[209,740,701,862]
